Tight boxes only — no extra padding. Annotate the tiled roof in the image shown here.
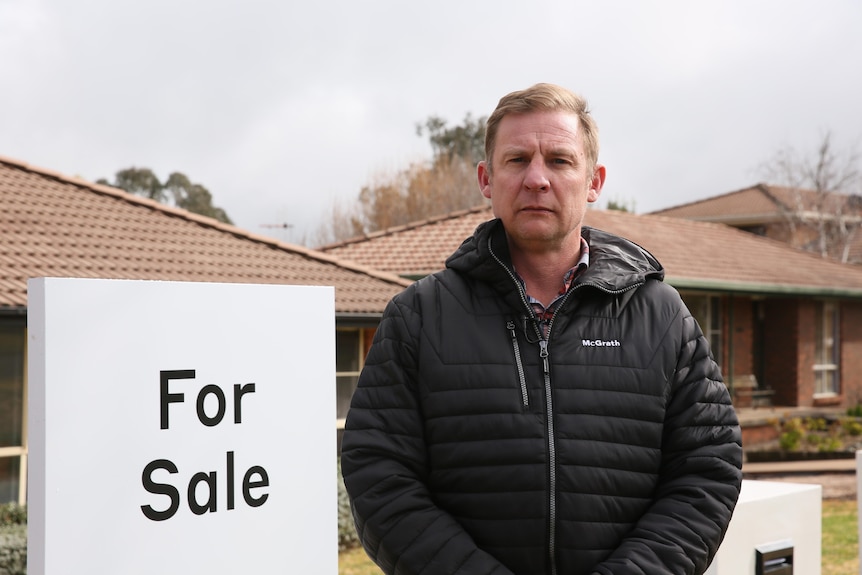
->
[321,204,862,297]
[650,183,862,222]
[0,156,411,314]
[320,205,493,278]
[649,183,862,265]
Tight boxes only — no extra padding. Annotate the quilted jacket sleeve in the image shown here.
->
[340,295,515,575]
[591,309,744,575]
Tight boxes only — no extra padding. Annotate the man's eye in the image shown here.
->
[552,158,571,165]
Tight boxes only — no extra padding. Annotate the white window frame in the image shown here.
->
[685,293,722,368]
[335,328,365,430]
[813,300,840,397]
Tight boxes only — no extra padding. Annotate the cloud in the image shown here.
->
[2,0,861,242]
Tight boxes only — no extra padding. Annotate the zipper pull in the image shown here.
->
[538,339,549,374]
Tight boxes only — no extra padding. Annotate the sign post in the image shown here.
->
[27,278,336,574]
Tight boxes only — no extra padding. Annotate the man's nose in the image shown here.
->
[523,158,550,191]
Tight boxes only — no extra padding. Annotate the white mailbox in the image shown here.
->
[706,479,821,575]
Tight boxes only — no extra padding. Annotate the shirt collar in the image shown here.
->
[516,237,590,307]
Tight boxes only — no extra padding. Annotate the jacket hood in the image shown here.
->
[446,218,665,293]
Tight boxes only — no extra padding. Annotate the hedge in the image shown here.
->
[0,505,26,575]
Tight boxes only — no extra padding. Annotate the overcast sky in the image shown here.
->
[2,0,860,244]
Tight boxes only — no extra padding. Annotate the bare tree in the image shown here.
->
[312,114,488,246]
[760,132,862,263]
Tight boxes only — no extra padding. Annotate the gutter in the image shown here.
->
[0,307,27,316]
[335,312,384,328]
[666,277,862,299]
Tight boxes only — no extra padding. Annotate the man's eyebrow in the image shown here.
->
[499,145,528,156]
[546,147,580,162]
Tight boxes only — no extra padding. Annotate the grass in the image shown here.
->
[338,547,383,575]
[338,500,860,575]
[823,499,859,575]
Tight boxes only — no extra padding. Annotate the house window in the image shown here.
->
[687,295,723,367]
[814,301,839,396]
[336,328,364,428]
[0,317,26,505]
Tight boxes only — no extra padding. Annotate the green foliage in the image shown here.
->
[778,418,804,451]
[808,417,829,432]
[98,167,233,224]
[819,436,844,452]
[606,198,637,213]
[774,416,862,452]
[847,404,862,418]
[0,525,27,575]
[98,167,163,201]
[338,457,360,552]
[0,504,26,527]
[417,113,487,167]
[843,419,862,436]
[0,504,27,575]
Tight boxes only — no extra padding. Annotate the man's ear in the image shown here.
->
[477,161,492,199]
[588,164,606,203]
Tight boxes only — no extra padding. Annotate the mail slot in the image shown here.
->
[756,539,793,575]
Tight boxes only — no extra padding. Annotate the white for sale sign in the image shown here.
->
[27,278,336,574]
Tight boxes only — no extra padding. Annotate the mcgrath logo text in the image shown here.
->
[582,338,621,347]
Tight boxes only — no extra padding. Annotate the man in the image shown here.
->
[341,83,742,575]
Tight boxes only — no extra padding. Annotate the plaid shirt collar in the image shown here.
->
[516,237,590,327]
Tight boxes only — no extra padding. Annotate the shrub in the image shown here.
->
[806,417,829,432]
[779,429,802,451]
[0,524,27,575]
[778,418,804,451]
[805,433,824,448]
[842,418,862,437]
[0,504,26,527]
[337,457,360,552]
[819,436,843,452]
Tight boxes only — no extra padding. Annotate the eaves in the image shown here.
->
[668,277,862,299]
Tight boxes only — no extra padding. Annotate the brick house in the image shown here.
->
[0,156,411,505]
[321,204,862,422]
[650,183,862,265]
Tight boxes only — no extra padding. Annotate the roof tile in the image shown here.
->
[0,156,411,314]
[321,204,862,295]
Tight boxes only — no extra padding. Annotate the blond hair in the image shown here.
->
[484,83,599,172]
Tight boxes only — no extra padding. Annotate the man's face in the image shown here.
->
[477,110,605,256]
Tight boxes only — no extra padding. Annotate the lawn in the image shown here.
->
[339,500,860,575]
[339,547,383,575]
[823,499,859,575]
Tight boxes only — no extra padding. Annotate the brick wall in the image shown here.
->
[842,301,862,408]
[741,422,780,448]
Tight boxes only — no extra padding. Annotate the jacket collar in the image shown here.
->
[446,218,665,294]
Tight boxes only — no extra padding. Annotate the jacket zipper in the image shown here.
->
[489,241,560,574]
[507,320,530,408]
[489,236,646,575]
[538,337,557,575]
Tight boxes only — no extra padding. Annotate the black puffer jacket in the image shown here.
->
[342,219,743,575]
